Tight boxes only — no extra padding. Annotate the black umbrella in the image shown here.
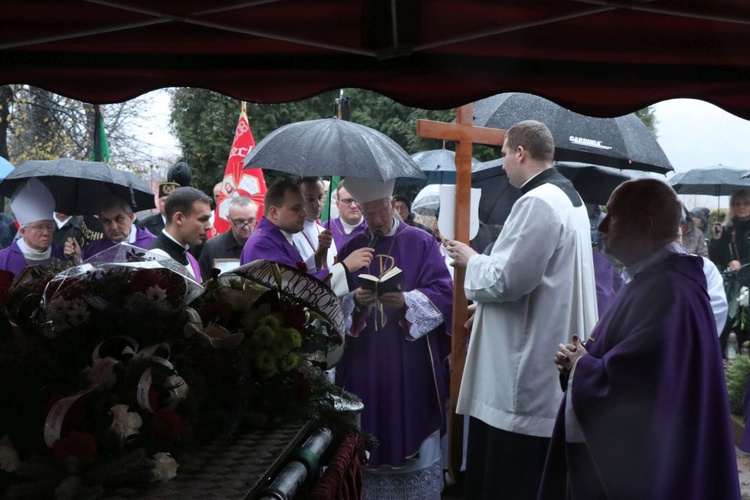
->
[670,165,750,196]
[473,159,651,208]
[243,118,425,181]
[472,93,674,175]
[0,159,155,215]
[554,162,652,206]
[470,159,522,226]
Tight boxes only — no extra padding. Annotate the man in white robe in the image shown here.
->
[446,120,598,500]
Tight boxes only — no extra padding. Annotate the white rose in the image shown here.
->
[109,404,142,440]
[150,452,179,482]
[84,358,117,389]
[740,287,750,307]
[0,435,19,472]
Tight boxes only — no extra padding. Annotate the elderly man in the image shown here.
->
[335,176,453,499]
[241,180,372,294]
[148,186,212,281]
[199,195,257,279]
[539,179,740,500]
[82,197,155,260]
[138,181,179,236]
[292,177,337,272]
[0,179,68,275]
[322,181,366,249]
[446,120,598,500]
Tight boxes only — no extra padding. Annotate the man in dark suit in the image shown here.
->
[198,196,257,279]
[138,181,179,236]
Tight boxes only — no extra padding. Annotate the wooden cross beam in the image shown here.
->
[416,104,506,481]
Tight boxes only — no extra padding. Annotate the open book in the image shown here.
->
[357,267,404,295]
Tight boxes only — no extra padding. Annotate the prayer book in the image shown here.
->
[357,267,404,295]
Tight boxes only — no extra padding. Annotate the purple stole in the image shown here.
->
[0,241,66,277]
[82,226,156,260]
[241,218,328,281]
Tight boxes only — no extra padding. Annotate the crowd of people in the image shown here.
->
[0,119,743,499]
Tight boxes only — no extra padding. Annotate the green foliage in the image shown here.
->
[169,88,487,193]
[725,356,750,415]
[635,107,657,134]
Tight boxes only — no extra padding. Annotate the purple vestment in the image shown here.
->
[0,241,66,277]
[240,217,328,281]
[539,254,740,500]
[335,222,453,468]
[82,226,156,260]
[592,248,622,317]
[322,217,366,250]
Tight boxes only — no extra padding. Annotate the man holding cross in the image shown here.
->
[447,120,598,499]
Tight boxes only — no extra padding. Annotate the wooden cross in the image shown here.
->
[416,104,506,480]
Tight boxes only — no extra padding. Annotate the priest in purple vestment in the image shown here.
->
[0,178,67,276]
[541,179,740,500]
[82,196,155,260]
[322,181,367,250]
[335,176,453,500]
[241,181,373,292]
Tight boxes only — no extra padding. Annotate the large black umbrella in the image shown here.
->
[0,159,155,215]
[472,93,674,175]
[671,165,750,196]
[555,162,653,206]
[243,118,425,181]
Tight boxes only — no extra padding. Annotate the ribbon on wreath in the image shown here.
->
[43,336,139,448]
[134,343,186,414]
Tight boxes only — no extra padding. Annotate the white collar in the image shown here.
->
[17,238,52,260]
[622,242,683,282]
[161,229,189,251]
[126,226,137,244]
[340,217,363,233]
[280,229,295,245]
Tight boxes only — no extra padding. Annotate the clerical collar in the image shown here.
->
[280,228,295,245]
[341,217,363,234]
[622,242,683,282]
[17,238,52,260]
[54,214,71,230]
[520,167,582,207]
[161,229,189,252]
[369,217,399,239]
[126,226,137,244]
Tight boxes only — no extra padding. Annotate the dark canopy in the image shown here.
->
[3,0,750,117]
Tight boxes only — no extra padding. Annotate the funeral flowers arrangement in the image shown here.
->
[0,245,356,498]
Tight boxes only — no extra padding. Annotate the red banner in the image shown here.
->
[210,108,266,238]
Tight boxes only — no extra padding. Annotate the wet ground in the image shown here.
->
[441,448,750,499]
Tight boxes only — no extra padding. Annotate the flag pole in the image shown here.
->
[93,104,102,162]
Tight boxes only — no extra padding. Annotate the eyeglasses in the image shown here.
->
[338,198,357,205]
[229,217,256,228]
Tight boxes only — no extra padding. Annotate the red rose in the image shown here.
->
[285,303,308,336]
[292,371,313,398]
[130,269,163,293]
[150,410,184,446]
[0,270,14,308]
[52,431,98,464]
[295,261,308,273]
[198,301,233,327]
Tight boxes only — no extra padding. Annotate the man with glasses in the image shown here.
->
[199,195,257,279]
[0,178,68,275]
[80,196,156,261]
[322,181,367,249]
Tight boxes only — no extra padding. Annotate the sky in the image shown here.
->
[653,98,750,209]
[133,91,750,210]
